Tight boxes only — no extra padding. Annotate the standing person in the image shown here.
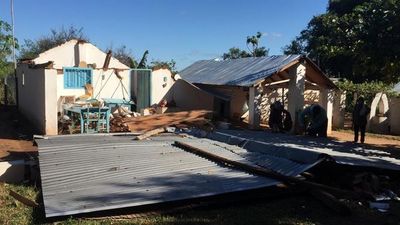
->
[268,101,283,132]
[353,97,370,144]
[299,104,328,137]
[282,109,293,132]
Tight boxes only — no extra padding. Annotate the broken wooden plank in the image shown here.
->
[134,127,166,140]
[9,189,38,207]
[124,110,212,132]
[173,141,373,200]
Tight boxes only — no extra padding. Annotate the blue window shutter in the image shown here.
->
[63,68,92,89]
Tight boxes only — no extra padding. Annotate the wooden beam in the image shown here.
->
[173,141,373,200]
[9,190,38,207]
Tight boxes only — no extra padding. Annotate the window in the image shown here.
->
[63,67,92,89]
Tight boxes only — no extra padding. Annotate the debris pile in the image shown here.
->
[110,110,213,133]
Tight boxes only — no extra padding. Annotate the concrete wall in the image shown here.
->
[390,97,400,135]
[56,69,130,101]
[17,65,46,133]
[44,69,58,135]
[150,69,175,105]
[166,79,214,111]
[196,85,248,119]
[33,40,128,69]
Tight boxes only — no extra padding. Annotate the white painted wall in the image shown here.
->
[33,39,129,70]
[151,69,175,105]
[44,69,58,135]
[17,65,46,133]
[165,79,214,111]
[196,85,248,119]
[56,69,131,101]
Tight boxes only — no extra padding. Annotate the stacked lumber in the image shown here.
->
[122,110,213,133]
[110,117,130,132]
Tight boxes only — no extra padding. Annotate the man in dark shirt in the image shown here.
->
[353,97,370,144]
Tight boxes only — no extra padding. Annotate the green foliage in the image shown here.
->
[337,80,397,97]
[150,59,178,74]
[283,0,400,83]
[19,25,88,59]
[222,47,251,60]
[336,79,398,111]
[223,32,269,59]
[137,50,149,69]
[0,20,17,78]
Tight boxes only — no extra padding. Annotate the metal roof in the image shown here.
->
[179,55,302,86]
[204,129,400,171]
[36,133,321,218]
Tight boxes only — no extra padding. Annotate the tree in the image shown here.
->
[283,0,400,83]
[150,59,178,74]
[222,47,251,60]
[19,25,88,59]
[0,20,17,78]
[222,32,269,60]
[246,32,268,57]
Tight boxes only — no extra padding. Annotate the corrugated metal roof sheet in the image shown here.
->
[205,129,400,171]
[36,134,321,218]
[179,55,301,86]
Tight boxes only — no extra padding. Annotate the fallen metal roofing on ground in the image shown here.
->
[202,129,400,171]
[36,133,322,218]
[179,55,301,86]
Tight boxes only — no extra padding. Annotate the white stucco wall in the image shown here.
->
[151,69,175,105]
[56,69,130,101]
[17,65,46,134]
[196,85,248,119]
[44,69,58,135]
[17,66,59,135]
[165,79,214,111]
[33,39,129,70]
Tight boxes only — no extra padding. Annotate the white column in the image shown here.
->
[248,85,262,129]
[288,64,305,133]
[332,90,346,129]
[319,89,334,135]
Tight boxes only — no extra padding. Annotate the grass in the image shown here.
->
[0,183,38,225]
[2,184,400,225]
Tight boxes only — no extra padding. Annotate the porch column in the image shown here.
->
[332,90,346,129]
[319,89,334,135]
[248,85,262,129]
[287,63,305,133]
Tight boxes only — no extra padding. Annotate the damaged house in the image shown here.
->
[16,39,132,135]
[179,55,338,133]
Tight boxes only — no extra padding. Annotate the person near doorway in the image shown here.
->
[268,101,284,132]
[299,104,328,137]
[352,97,370,144]
[282,109,292,132]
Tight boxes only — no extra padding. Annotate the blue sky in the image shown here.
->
[1,0,328,70]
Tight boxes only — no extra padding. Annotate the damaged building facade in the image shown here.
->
[16,39,131,135]
[179,55,337,133]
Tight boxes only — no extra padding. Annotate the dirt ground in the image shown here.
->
[0,106,37,160]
